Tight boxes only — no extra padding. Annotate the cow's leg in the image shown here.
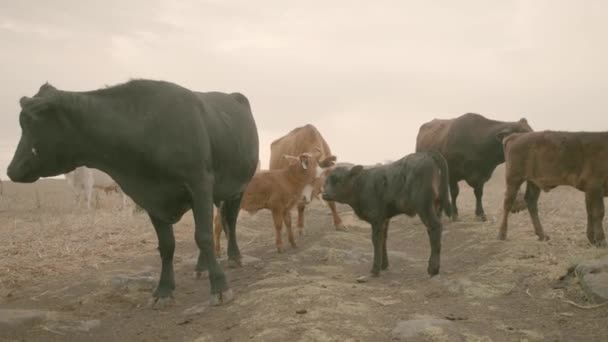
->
[213,206,223,257]
[381,219,390,270]
[524,181,548,241]
[585,188,607,247]
[370,221,385,277]
[449,180,460,221]
[328,200,347,231]
[283,209,297,249]
[190,177,232,306]
[296,202,306,236]
[473,183,487,222]
[221,196,245,267]
[148,214,176,308]
[498,180,524,240]
[418,207,442,276]
[272,209,285,253]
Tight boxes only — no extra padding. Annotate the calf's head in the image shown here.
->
[322,165,363,203]
[283,151,337,203]
[7,84,77,183]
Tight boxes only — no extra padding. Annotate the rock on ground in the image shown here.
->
[391,316,464,341]
[575,255,608,303]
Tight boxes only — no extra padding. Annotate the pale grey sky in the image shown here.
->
[1,1,607,179]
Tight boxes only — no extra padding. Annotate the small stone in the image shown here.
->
[296,309,307,314]
[183,304,207,316]
[356,276,368,283]
[111,274,157,292]
[391,317,456,341]
[370,296,401,306]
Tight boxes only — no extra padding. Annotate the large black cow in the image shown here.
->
[322,151,452,277]
[416,113,533,221]
[7,79,259,306]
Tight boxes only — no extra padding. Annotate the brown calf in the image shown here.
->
[214,151,334,254]
[270,124,344,233]
[498,131,608,247]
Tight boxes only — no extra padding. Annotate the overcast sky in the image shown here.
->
[1,0,607,179]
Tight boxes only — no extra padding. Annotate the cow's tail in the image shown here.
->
[427,151,452,218]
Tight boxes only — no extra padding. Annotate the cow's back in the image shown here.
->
[415,118,453,153]
[269,124,331,170]
[504,131,608,191]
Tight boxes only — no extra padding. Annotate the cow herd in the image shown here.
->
[5,79,608,308]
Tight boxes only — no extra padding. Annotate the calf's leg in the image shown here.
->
[449,180,460,221]
[473,183,487,221]
[222,195,245,266]
[498,180,524,240]
[418,207,442,276]
[272,209,285,253]
[586,188,607,247]
[283,209,297,249]
[190,177,232,306]
[328,200,347,231]
[296,203,306,235]
[148,215,176,308]
[370,221,386,277]
[524,182,548,241]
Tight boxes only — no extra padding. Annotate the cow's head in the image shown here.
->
[7,83,77,183]
[322,164,363,204]
[495,117,533,143]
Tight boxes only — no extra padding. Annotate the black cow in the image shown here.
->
[7,80,259,307]
[322,151,452,277]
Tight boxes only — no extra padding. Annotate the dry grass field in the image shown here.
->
[1,166,607,341]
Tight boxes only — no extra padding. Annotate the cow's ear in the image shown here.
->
[319,155,337,168]
[283,155,299,165]
[298,154,313,170]
[19,96,49,123]
[495,128,514,143]
[349,165,364,177]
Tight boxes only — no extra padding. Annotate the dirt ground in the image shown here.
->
[1,165,607,342]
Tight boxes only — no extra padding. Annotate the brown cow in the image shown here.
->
[416,113,532,221]
[214,151,335,254]
[498,131,608,247]
[269,124,344,234]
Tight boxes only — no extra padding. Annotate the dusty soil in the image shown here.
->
[1,166,607,342]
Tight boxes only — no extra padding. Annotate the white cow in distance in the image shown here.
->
[64,166,128,209]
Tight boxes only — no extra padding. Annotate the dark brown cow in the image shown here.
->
[498,131,608,247]
[416,113,532,221]
[269,124,344,233]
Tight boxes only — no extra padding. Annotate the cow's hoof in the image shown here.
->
[148,295,175,310]
[209,289,234,306]
[497,232,507,241]
[451,215,460,222]
[537,234,550,242]
[594,240,607,248]
[427,267,440,276]
[194,270,208,279]
[335,223,348,232]
[370,270,380,277]
[276,247,284,254]
[476,214,487,222]
[227,258,242,269]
